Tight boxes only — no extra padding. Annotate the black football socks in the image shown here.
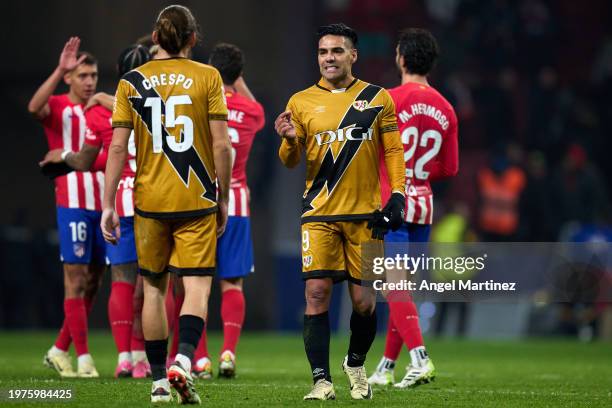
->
[303,312,332,383]
[347,310,377,367]
[177,314,205,363]
[145,338,168,381]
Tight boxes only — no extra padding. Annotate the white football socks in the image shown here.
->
[77,353,93,367]
[132,350,147,363]
[409,346,429,368]
[376,356,396,372]
[118,351,132,364]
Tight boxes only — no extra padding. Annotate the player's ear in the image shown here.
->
[187,32,197,48]
[152,30,159,45]
[351,48,358,64]
[63,72,72,86]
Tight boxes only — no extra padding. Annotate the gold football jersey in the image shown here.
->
[279,78,405,222]
[112,58,228,218]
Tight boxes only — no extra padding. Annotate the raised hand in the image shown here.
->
[274,111,297,140]
[59,37,87,73]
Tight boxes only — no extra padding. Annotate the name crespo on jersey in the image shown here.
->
[112,58,228,219]
[279,79,405,223]
[42,94,104,211]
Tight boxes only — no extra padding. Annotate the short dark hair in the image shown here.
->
[209,43,244,84]
[117,44,151,77]
[77,51,97,66]
[316,23,358,47]
[397,28,439,75]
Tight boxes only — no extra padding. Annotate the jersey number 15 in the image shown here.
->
[144,95,194,153]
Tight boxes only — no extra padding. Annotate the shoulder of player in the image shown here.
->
[85,105,111,124]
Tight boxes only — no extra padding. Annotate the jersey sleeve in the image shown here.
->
[112,79,134,129]
[278,96,305,168]
[425,107,459,181]
[379,90,405,195]
[41,95,61,128]
[84,126,102,148]
[208,69,229,121]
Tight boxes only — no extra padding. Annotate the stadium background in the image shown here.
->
[1,0,611,341]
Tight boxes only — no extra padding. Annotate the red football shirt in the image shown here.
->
[225,91,265,217]
[84,105,136,217]
[380,82,459,224]
[42,94,104,211]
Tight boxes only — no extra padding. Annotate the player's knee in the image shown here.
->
[305,283,331,309]
[352,298,376,316]
[111,263,138,284]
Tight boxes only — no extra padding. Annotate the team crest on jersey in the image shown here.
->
[302,255,313,267]
[73,243,85,258]
[352,100,369,111]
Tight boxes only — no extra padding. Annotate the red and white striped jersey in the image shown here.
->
[380,82,459,225]
[42,94,105,211]
[226,91,265,217]
[84,105,136,217]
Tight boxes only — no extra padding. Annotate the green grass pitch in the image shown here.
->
[0,331,610,407]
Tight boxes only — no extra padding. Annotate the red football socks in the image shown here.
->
[64,298,89,356]
[221,289,245,354]
[54,296,95,352]
[108,282,134,353]
[194,323,209,361]
[383,313,404,360]
[131,289,145,351]
[387,291,424,354]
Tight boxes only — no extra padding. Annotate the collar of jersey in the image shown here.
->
[316,78,358,93]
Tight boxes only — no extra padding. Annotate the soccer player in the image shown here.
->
[274,23,406,400]
[368,28,459,388]
[102,5,231,403]
[28,37,106,378]
[39,44,153,379]
[192,43,265,379]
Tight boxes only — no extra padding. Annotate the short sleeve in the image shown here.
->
[379,90,399,134]
[83,126,102,147]
[111,80,134,129]
[286,96,306,145]
[41,95,62,127]
[208,69,229,121]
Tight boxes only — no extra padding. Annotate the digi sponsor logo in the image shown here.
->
[314,126,374,146]
[302,255,313,268]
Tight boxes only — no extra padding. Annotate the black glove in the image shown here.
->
[382,192,405,231]
[367,209,390,240]
[41,162,74,179]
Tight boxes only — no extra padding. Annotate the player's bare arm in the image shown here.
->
[234,76,257,102]
[85,92,114,111]
[101,127,130,245]
[27,37,87,120]
[210,119,232,236]
[276,111,303,168]
[39,144,101,171]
